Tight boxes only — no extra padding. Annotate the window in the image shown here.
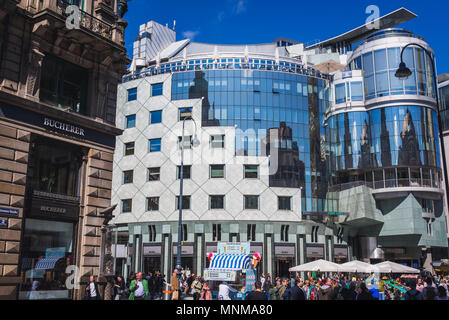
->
[179,107,192,121]
[126,114,136,128]
[247,224,256,241]
[210,195,224,209]
[178,136,192,149]
[210,135,225,148]
[151,83,163,96]
[40,54,88,114]
[122,199,132,213]
[311,226,319,243]
[278,196,292,210]
[177,165,191,179]
[176,196,191,210]
[124,142,135,156]
[147,197,159,211]
[123,170,133,184]
[210,165,225,178]
[150,110,162,124]
[280,225,289,242]
[148,167,160,181]
[182,224,188,241]
[351,82,363,101]
[149,138,161,152]
[212,224,222,241]
[127,88,137,101]
[148,225,156,242]
[335,83,346,104]
[244,165,259,179]
[244,195,259,210]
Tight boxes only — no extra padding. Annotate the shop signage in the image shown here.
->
[172,244,194,255]
[30,196,79,221]
[334,246,348,258]
[306,245,324,258]
[217,242,250,255]
[0,219,7,228]
[275,244,295,257]
[43,117,85,136]
[46,247,66,258]
[245,269,257,292]
[143,244,161,256]
[204,269,236,282]
[0,207,19,217]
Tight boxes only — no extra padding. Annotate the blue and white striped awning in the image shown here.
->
[210,254,251,270]
[34,257,63,270]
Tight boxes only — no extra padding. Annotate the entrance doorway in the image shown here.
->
[172,256,194,274]
[144,256,161,274]
[276,258,293,278]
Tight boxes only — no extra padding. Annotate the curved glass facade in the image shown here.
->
[326,106,441,189]
[349,46,436,100]
[172,70,330,212]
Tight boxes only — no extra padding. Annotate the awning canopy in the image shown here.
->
[340,260,378,273]
[374,261,420,274]
[34,257,63,270]
[210,254,251,270]
[289,259,343,272]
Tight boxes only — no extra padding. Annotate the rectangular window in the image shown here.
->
[147,197,159,211]
[40,54,88,114]
[176,196,191,210]
[210,165,225,178]
[210,195,225,209]
[179,107,193,121]
[178,136,192,149]
[151,83,163,96]
[351,82,363,101]
[148,167,160,181]
[247,224,256,241]
[335,83,346,104]
[148,225,156,242]
[124,142,135,156]
[182,224,188,241]
[210,135,225,148]
[149,138,161,152]
[150,110,162,124]
[127,88,137,101]
[177,165,191,179]
[278,196,292,210]
[212,224,222,241]
[244,195,259,210]
[280,225,289,242]
[123,170,133,184]
[244,165,259,179]
[122,199,132,213]
[126,114,136,128]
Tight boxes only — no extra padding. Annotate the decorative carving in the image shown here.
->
[118,0,130,19]
[26,46,45,97]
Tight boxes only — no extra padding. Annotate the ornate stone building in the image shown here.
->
[0,0,129,299]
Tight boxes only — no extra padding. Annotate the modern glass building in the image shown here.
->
[112,9,448,279]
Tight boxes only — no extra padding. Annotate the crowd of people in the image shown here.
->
[83,269,449,301]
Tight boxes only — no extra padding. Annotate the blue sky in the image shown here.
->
[124,0,449,73]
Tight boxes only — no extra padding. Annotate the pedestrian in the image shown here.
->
[356,282,373,300]
[129,272,149,300]
[200,280,212,300]
[307,279,319,300]
[246,280,268,300]
[268,281,279,300]
[422,277,438,300]
[341,281,357,300]
[378,279,386,301]
[191,276,202,300]
[153,270,163,300]
[436,286,448,300]
[404,280,424,300]
[263,275,272,293]
[278,278,289,300]
[171,269,180,300]
[318,277,332,300]
[113,275,126,300]
[84,275,101,300]
[218,281,238,300]
[186,273,195,297]
[416,277,424,292]
[289,278,306,300]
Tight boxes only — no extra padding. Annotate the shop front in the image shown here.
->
[306,244,325,262]
[334,245,349,264]
[274,243,295,278]
[143,243,162,274]
[172,243,194,274]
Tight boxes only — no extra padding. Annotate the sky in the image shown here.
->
[123,0,449,73]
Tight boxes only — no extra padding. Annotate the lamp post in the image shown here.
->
[176,116,200,280]
[395,43,449,213]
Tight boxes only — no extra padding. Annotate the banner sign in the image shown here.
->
[217,242,250,255]
[203,269,237,282]
[245,269,257,292]
[0,207,19,217]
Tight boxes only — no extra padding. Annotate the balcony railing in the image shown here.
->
[328,178,442,193]
[55,0,113,40]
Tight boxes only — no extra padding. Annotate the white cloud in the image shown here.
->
[234,0,247,14]
[182,30,200,40]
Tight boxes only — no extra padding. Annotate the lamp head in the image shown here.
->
[192,134,201,148]
[395,62,412,80]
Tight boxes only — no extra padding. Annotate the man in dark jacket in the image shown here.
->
[289,279,306,300]
[246,280,268,300]
[404,280,424,300]
[356,282,373,300]
[318,278,332,300]
[85,275,102,300]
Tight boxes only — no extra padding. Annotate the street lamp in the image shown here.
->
[176,116,200,279]
[395,43,449,213]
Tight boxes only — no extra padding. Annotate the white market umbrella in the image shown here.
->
[340,260,378,273]
[289,259,343,272]
[374,261,420,274]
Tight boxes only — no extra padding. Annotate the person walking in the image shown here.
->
[436,286,448,300]
[191,276,202,300]
[404,280,424,300]
[263,275,272,293]
[218,282,238,300]
[289,278,306,300]
[278,278,289,300]
[318,278,332,300]
[84,275,101,300]
[171,269,180,300]
[200,280,212,300]
[129,272,149,300]
[113,275,126,300]
[307,280,319,300]
[422,277,438,300]
[246,281,268,300]
[378,279,386,301]
[356,282,373,300]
